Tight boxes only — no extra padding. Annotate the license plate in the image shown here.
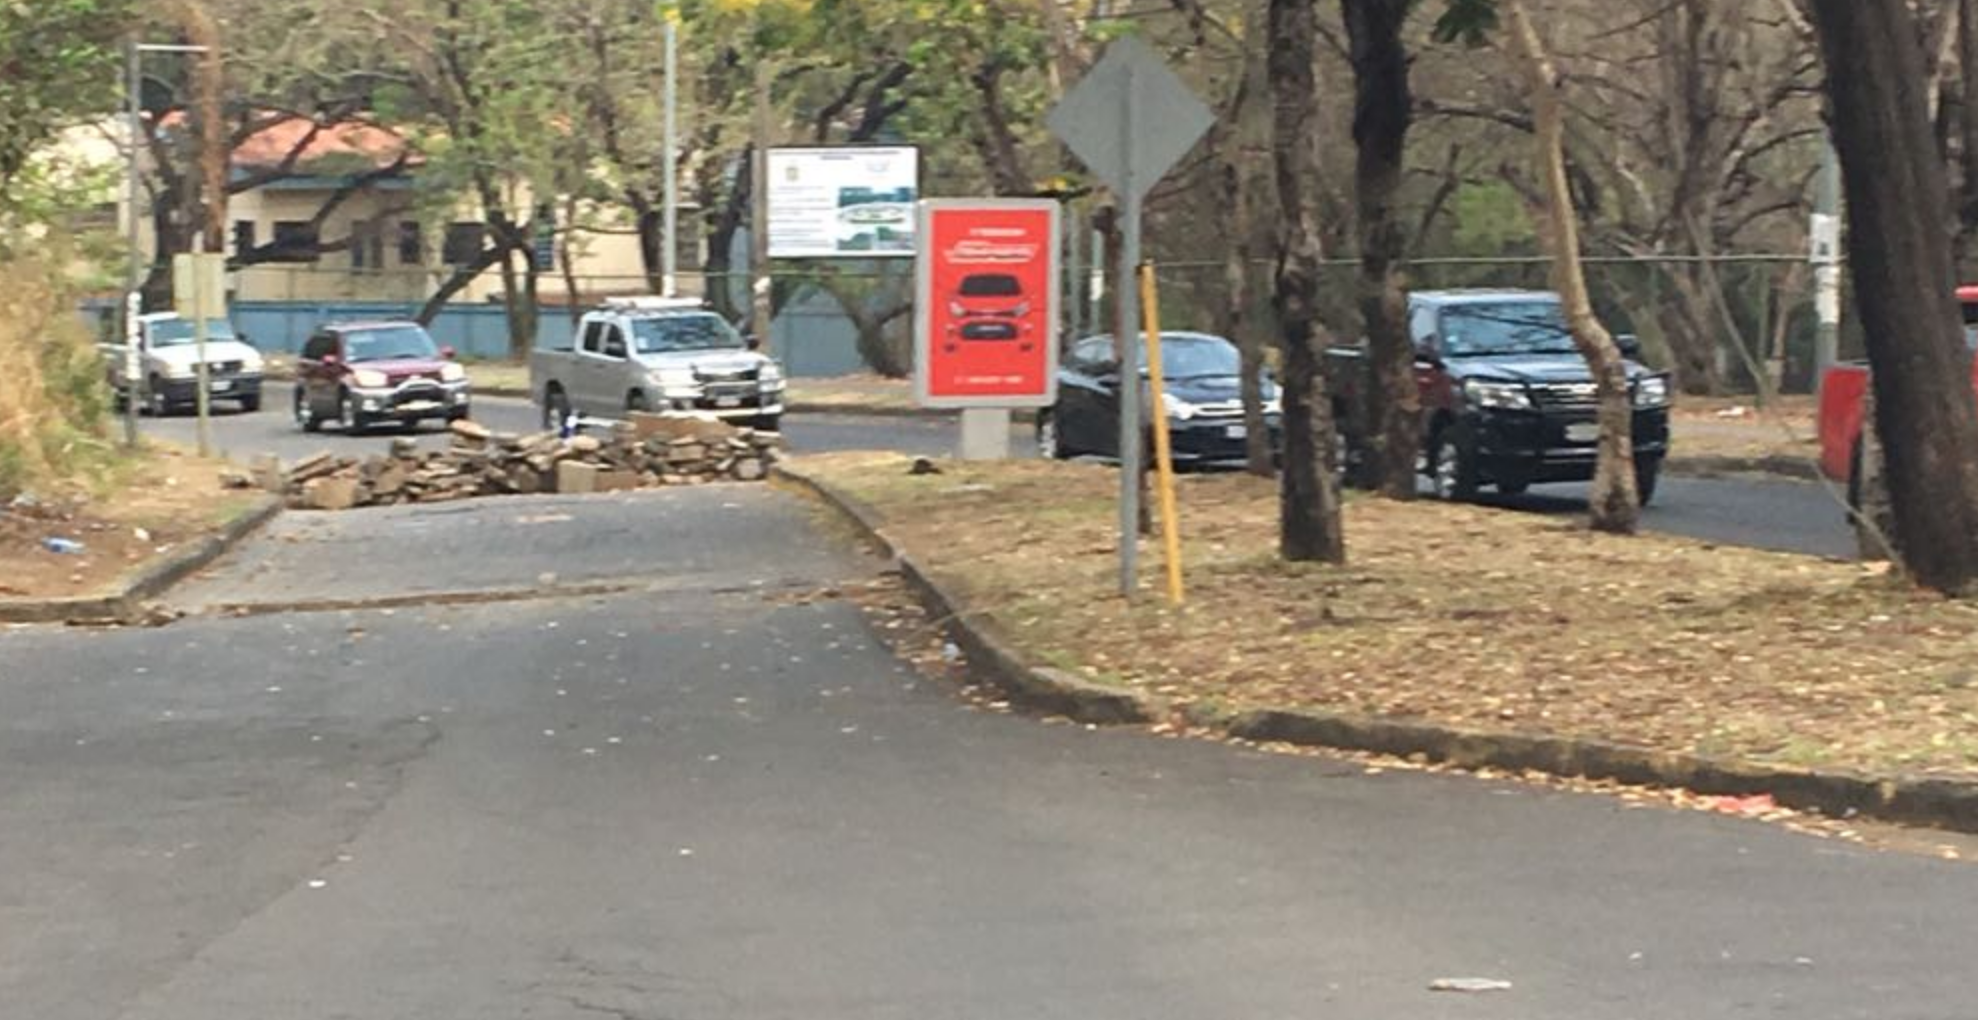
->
[400,400,439,412]
[210,379,232,392]
[1566,422,1601,443]
[716,396,742,408]
[1225,424,1247,440]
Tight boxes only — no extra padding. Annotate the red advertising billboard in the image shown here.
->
[914,200,1061,408]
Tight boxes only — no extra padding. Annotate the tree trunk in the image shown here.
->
[1343,0,1419,499]
[416,244,505,326]
[1808,0,1978,595]
[704,145,753,322]
[1957,0,1978,274]
[1269,0,1347,564]
[1506,0,1640,535]
[1223,161,1274,478]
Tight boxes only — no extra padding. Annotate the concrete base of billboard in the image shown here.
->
[958,408,1014,460]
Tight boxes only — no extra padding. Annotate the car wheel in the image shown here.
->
[542,386,572,432]
[239,394,262,413]
[339,389,367,434]
[295,386,321,433]
[1496,477,1531,496]
[1037,408,1068,460]
[752,414,781,433]
[1634,457,1660,507]
[146,377,170,417]
[1428,424,1480,501]
[627,391,653,413]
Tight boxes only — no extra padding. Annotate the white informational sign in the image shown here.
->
[766,146,919,258]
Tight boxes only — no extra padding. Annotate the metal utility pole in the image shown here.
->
[1812,138,1843,378]
[123,37,144,448]
[123,40,211,448]
[750,60,774,349]
[661,16,679,298]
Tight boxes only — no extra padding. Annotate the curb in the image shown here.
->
[773,464,1157,726]
[0,495,283,625]
[778,460,1978,836]
[1665,453,1823,482]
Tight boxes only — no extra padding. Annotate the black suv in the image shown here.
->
[1332,290,1672,503]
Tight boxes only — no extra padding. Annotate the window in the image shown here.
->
[580,321,605,355]
[600,325,628,359]
[630,314,743,354]
[442,222,486,266]
[1073,337,1115,371]
[270,221,320,263]
[1408,303,1439,349]
[398,221,423,265]
[232,220,256,257]
[343,325,439,362]
[350,222,385,270]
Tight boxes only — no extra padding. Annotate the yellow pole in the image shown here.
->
[1138,262,1185,605]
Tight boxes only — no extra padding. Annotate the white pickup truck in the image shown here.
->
[528,298,786,431]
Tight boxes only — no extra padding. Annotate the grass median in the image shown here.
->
[800,451,1978,779]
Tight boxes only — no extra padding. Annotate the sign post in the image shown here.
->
[913,199,1062,459]
[1046,36,1214,596]
[172,243,226,458]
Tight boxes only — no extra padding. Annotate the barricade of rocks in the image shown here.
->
[279,414,781,511]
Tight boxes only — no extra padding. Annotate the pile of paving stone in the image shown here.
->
[279,415,781,511]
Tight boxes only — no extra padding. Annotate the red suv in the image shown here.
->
[294,321,472,433]
[948,273,1032,349]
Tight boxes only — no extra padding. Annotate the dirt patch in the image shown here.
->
[801,451,1978,779]
[0,446,258,601]
[1670,395,1819,464]
[785,373,914,412]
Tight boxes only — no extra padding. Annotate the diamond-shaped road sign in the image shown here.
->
[1046,35,1215,202]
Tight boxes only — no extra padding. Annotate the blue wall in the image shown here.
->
[81,297,876,377]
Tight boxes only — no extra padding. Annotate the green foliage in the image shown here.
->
[0,0,131,238]
[1431,0,1499,45]
[0,257,112,499]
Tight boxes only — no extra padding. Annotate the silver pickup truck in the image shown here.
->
[101,312,267,416]
[528,298,786,431]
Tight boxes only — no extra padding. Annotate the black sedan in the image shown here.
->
[1038,332,1280,465]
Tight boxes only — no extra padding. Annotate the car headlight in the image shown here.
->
[1465,379,1532,410]
[758,363,784,389]
[948,302,965,317]
[1012,301,1030,317]
[1263,396,1282,415]
[241,353,264,374]
[1634,375,1671,408]
[165,362,197,379]
[1162,392,1199,421]
[439,362,467,383]
[351,368,389,389]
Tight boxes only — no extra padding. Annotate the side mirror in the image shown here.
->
[745,334,762,351]
[1616,333,1642,360]
[440,344,458,360]
[1414,343,1442,366]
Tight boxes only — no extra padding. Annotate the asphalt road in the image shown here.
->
[140,389,1856,559]
[3,487,1974,1019]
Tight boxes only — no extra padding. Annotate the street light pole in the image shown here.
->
[662,16,679,298]
[122,41,212,449]
[1812,138,1843,379]
[123,37,143,447]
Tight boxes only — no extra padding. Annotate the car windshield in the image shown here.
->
[147,318,237,348]
[1440,301,1580,356]
[961,275,1021,298]
[344,326,439,362]
[632,314,745,354]
[1087,335,1240,377]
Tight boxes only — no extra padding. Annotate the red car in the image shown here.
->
[1818,286,1978,500]
[946,273,1033,350]
[294,320,473,433]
